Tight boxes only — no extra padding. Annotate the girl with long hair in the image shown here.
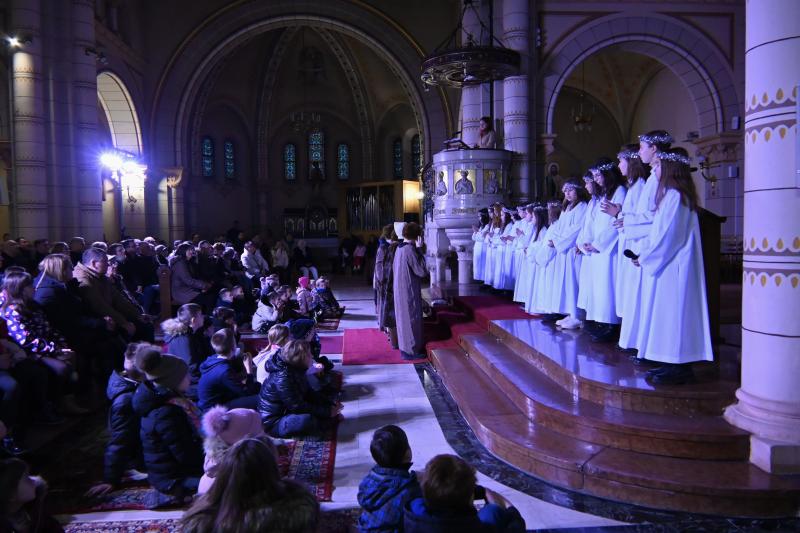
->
[514,204,548,306]
[482,204,503,288]
[471,211,491,282]
[526,201,562,314]
[490,209,516,290]
[631,147,711,384]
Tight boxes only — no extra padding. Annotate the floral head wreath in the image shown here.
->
[656,151,691,166]
[638,132,674,145]
[562,181,583,193]
[617,150,640,160]
[501,207,515,215]
[590,162,616,173]
[546,200,562,208]
[533,202,548,212]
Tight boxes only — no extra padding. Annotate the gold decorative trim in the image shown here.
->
[744,120,796,144]
[743,270,800,289]
[744,236,800,253]
[746,86,798,113]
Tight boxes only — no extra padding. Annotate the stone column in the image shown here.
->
[73,0,103,240]
[502,0,530,203]
[723,0,800,474]
[11,0,49,239]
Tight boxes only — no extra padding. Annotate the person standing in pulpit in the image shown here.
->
[474,116,496,149]
[454,171,474,195]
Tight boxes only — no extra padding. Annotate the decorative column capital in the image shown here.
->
[537,133,558,159]
[162,167,184,189]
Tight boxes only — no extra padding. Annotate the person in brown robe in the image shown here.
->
[392,222,428,360]
[373,224,394,329]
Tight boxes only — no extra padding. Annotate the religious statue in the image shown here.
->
[435,171,448,196]
[484,170,500,194]
[454,170,474,194]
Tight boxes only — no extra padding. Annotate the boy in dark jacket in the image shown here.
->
[86,344,147,498]
[161,303,213,390]
[132,344,204,504]
[358,425,421,533]
[197,328,259,412]
[257,340,341,438]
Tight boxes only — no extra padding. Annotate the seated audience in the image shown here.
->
[182,436,319,533]
[292,240,318,280]
[404,454,525,533]
[288,318,333,374]
[197,406,265,495]
[257,340,341,438]
[74,247,153,342]
[197,328,259,412]
[210,306,238,338]
[68,237,86,266]
[253,324,289,384]
[161,303,212,382]
[295,276,317,318]
[0,458,63,533]
[252,291,284,334]
[132,345,203,503]
[86,344,147,498]
[170,243,214,313]
[241,240,270,280]
[270,240,290,284]
[313,277,345,318]
[358,425,422,533]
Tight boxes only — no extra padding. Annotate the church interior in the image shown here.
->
[0,0,798,531]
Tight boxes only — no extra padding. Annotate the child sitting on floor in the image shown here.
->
[313,277,345,319]
[198,406,266,495]
[197,328,259,412]
[358,425,422,532]
[86,343,147,498]
[258,340,342,438]
[253,324,290,385]
[288,319,334,374]
[295,276,317,318]
[252,291,284,334]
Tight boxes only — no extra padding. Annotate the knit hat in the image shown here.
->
[298,276,310,289]
[288,318,316,340]
[202,406,264,445]
[134,345,189,390]
[393,222,406,239]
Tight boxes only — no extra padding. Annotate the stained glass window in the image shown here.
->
[392,138,403,179]
[201,136,214,177]
[223,140,235,179]
[284,143,296,180]
[337,143,349,179]
[411,134,421,177]
[308,129,324,178]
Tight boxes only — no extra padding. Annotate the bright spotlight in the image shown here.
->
[99,152,123,171]
[6,37,20,48]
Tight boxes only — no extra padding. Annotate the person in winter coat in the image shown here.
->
[182,436,319,533]
[294,277,316,318]
[358,425,422,533]
[312,277,344,319]
[169,243,214,312]
[252,291,284,334]
[132,344,203,503]
[197,328,259,412]
[257,340,341,438]
[161,303,212,384]
[403,454,525,533]
[252,324,289,385]
[197,406,266,495]
[85,343,147,498]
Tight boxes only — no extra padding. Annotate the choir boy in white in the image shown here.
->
[471,129,714,384]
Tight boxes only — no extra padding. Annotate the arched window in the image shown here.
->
[284,143,297,180]
[411,134,421,177]
[337,143,350,180]
[308,129,325,178]
[392,138,403,179]
[223,140,235,179]
[201,136,214,177]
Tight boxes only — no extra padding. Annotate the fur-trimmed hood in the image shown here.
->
[161,317,190,338]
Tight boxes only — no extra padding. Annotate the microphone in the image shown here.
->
[623,249,639,260]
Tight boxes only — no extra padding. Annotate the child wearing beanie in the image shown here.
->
[131,343,204,505]
[295,276,317,317]
[197,406,270,494]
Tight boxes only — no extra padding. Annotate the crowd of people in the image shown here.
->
[472,130,714,385]
[0,218,530,532]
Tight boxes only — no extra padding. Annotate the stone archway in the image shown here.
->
[539,14,740,138]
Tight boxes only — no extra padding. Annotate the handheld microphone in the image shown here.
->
[623,249,639,260]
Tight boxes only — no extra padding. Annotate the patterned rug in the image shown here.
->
[45,419,338,513]
[63,508,360,533]
[317,317,342,331]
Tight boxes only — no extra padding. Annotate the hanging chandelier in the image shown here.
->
[571,62,595,133]
[290,26,322,133]
[420,0,520,89]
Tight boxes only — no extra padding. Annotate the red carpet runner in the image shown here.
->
[342,328,426,365]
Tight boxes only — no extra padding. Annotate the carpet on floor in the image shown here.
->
[452,295,533,329]
[62,508,360,533]
[243,335,343,355]
[342,328,426,365]
[45,419,338,513]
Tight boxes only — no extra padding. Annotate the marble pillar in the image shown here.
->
[11,0,49,239]
[73,0,103,240]
[502,0,530,203]
[723,0,800,474]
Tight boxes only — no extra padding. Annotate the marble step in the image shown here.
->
[430,347,800,517]
[488,318,738,416]
[458,333,750,460]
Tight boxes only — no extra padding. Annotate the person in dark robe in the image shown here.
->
[391,222,428,360]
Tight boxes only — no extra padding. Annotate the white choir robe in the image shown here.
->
[492,223,516,289]
[483,226,500,285]
[576,198,600,315]
[583,186,627,324]
[634,189,713,364]
[511,220,533,294]
[472,224,490,281]
[615,179,646,316]
[527,221,560,313]
[513,223,541,303]
[617,174,658,349]
[548,202,588,316]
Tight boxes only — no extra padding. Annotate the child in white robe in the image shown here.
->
[491,209,515,289]
[630,147,713,384]
[513,205,543,303]
[471,211,491,282]
[567,173,600,330]
[482,205,503,287]
[526,202,561,314]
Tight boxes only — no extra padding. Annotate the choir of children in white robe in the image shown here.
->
[471,131,714,384]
